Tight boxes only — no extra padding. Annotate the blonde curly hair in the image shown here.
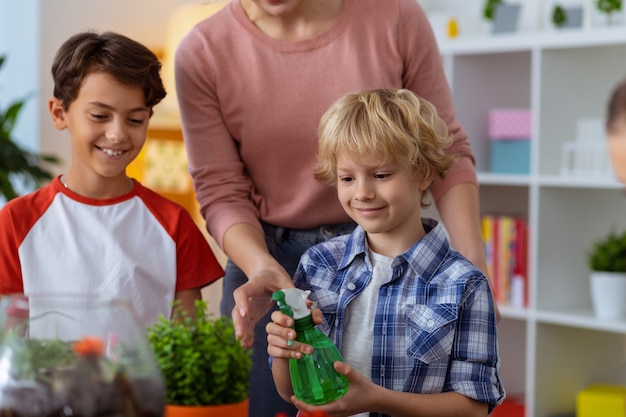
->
[314,88,457,207]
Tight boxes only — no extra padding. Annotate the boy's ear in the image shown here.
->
[419,177,433,192]
[48,97,67,130]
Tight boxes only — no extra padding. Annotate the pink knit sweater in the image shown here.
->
[175,0,476,248]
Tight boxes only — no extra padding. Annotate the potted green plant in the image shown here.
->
[146,300,252,417]
[587,229,626,320]
[0,55,60,202]
[483,0,504,21]
[482,0,521,33]
[550,4,584,30]
[596,0,623,24]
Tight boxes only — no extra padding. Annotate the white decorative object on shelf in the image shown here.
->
[560,117,613,178]
[590,271,626,320]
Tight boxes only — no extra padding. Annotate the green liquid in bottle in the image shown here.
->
[289,315,349,405]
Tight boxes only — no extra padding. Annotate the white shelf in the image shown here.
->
[537,175,623,189]
[536,307,626,334]
[446,29,626,417]
[439,26,626,55]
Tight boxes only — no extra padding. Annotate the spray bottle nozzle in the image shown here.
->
[272,288,311,320]
[272,290,294,318]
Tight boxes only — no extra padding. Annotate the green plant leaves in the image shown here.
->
[552,5,567,27]
[596,0,623,14]
[0,55,61,201]
[588,229,626,272]
[483,0,504,21]
[146,300,252,406]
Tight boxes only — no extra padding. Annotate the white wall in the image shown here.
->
[0,1,40,154]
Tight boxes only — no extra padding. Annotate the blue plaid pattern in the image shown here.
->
[293,218,505,415]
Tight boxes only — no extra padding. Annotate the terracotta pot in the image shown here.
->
[165,398,248,417]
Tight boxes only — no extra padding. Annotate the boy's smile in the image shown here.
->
[336,152,430,256]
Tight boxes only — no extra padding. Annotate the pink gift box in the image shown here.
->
[489,109,532,139]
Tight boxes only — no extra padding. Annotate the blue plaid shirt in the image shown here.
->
[293,218,505,415]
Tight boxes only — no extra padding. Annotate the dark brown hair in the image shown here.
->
[51,31,166,110]
[607,77,626,133]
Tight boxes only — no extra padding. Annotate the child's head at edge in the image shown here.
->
[314,88,457,207]
[51,31,166,112]
[607,77,626,183]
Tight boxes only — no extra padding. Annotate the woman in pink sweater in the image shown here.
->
[175,1,494,416]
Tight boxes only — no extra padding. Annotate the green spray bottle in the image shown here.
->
[272,288,349,405]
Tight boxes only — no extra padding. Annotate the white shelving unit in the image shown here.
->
[438,27,626,417]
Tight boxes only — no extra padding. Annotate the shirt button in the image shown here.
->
[427,319,435,327]
[347,283,356,290]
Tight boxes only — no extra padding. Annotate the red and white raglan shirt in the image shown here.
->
[0,176,224,328]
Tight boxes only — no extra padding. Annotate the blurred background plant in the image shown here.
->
[0,55,60,202]
[552,4,567,27]
[483,0,504,20]
[596,0,623,24]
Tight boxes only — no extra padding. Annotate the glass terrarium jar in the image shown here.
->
[0,293,165,417]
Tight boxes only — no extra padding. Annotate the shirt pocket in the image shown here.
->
[404,304,457,364]
[310,288,339,335]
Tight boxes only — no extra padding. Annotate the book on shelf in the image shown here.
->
[481,215,528,308]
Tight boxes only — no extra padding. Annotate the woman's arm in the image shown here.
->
[436,182,500,321]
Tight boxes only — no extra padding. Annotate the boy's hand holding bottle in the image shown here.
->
[268,289,348,405]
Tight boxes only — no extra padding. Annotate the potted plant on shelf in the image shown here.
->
[587,229,626,320]
[596,0,623,24]
[146,300,252,417]
[482,0,521,34]
[552,4,568,28]
[0,55,60,202]
[483,0,503,21]
[550,3,584,30]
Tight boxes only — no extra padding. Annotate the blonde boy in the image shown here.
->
[267,89,504,417]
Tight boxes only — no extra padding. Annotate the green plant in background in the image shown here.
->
[146,300,252,406]
[588,229,626,272]
[596,0,623,23]
[0,55,60,201]
[483,0,504,20]
[552,4,567,27]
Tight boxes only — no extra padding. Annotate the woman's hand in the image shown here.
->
[232,266,294,348]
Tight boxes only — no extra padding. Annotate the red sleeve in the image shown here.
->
[0,182,58,294]
[0,203,24,294]
[137,185,224,292]
[174,209,225,292]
